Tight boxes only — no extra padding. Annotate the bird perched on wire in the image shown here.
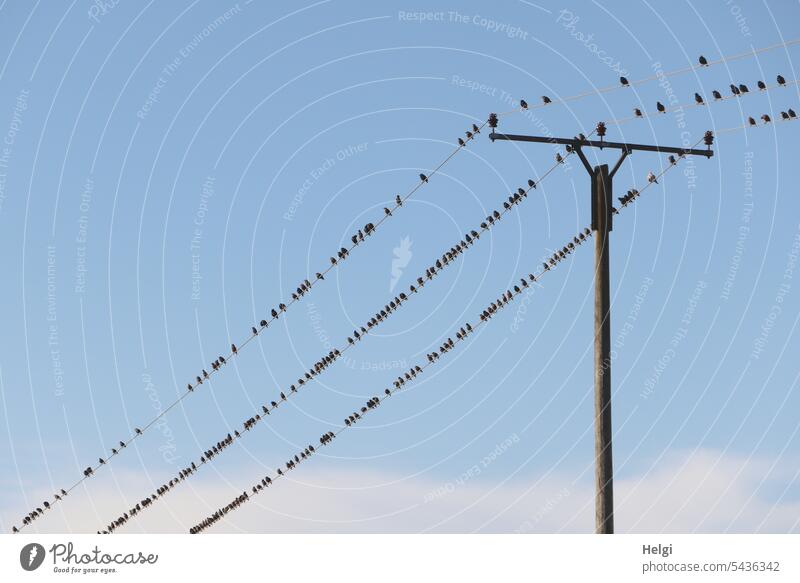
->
[620,76,629,86]
[730,84,741,96]
[668,155,677,165]
[781,111,790,120]
[520,99,528,109]
[761,114,771,123]
[555,153,564,164]
[656,101,666,113]
[757,80,766,90]
[739,84,749,93]
[458,138,466,147]
[698,55,708,66]
[777,74,786,86]
[748,116,757,126]
[789,109,797,119]
[419,173,428,183]
[694,93,704,105]
[712,90,722,100]
[395,194,402,206]
[542,95,552,104]
[633,108,643,118]
[647,171,658,184]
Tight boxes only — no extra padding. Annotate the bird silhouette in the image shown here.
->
[620,76,629,86]
[520,99,528,109]
[739,84,749,93]
[694,93,704,105]
[698,55,708,66]
[647,171,658,184]
[634,108,643,118]
[668,155,676,165]
[419,173,428,183]
[748,116,757,126]
[712,90,722,100]
[555,153,564,164]
[789,109,797,118]
[761,114,771,123]
[541,95,552,104]
[781,111,790,120]
[231,344,237,355]
[777,74,786,86]
[458,137,466,147]
[656,101,666,113]
[730,84,741,96]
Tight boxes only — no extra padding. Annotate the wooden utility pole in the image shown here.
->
[489,121,713,533]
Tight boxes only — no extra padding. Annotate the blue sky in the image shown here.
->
[1,0,799,533]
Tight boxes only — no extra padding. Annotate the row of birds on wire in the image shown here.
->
[187,140,705,533]
[517,74,798,127]
[515,40,799,113]
[12,112,533,534]
[93,146,576,533]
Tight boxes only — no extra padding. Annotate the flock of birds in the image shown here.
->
[15,42,797,534]
[92,140,571,533]
[11,113,508,534]
[187,215,613,533]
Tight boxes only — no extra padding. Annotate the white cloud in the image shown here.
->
[5,449,798,534]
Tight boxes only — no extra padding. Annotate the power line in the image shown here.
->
[95,134,587,534]
[186,139,703,534]
[606,78,799,126]
[12,109,525,534]
[519,38,800,113]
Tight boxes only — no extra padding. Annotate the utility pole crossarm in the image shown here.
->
[489,132,714,158]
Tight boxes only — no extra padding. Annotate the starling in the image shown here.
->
[647,171,658,184]
[748,116,757,126]
[541,95,552,104]
[656,101,666,113]
[712,90,722,100]
[757,80,766,90]
[419,173,428,183]
[694,93,704,105]
[761,114,771,123]
[698,55,708,66]
[777,74,786,86]
[620,76,629,86]
[634,108,643,117]
[520,99,528,109]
